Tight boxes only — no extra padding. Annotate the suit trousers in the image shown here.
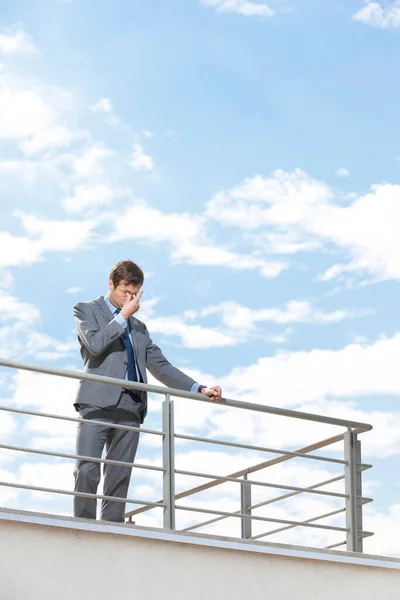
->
[74,391,141,522]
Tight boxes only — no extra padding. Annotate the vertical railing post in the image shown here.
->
[344,429,363,552]
[162,394,175,530]
[240,474,252,539]
[354,436,363,552]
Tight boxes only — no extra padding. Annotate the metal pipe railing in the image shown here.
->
[0,358,373,430]
[0,357,373,553]
[0,404,163,437]
[174,432,349,465]
[125,431,363,520]
[0,479,165,509]
[0,443,165,473]
[173,503,349,533]
[181,475,346,533]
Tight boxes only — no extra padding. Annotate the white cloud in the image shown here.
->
[0,29,38,55]
[206,169,400,282]
[0,76,56,139]
[9,370,78,431]
[0,270,13,290]
[0,56,88,163]
[191,299,369,331]
[61,183,129,214]
[0,68,80,173]
[90,97,113,113]
[0,159,52,186]
[0,291,40,323]
[0,412,17,440]
[15,210,96,253]
[364,504,400,556]
[0,231,42,268]
[138,296,368,349]
[146,316,237,349]
[335,167,349,177]
[0,211,96,269]
[201,0,274,17]
[65,287,82,294]
[20,126,77,156]
[353,1,400,29]
[130,143,154,171]
[206,169,332,230]
[218,333,400,417]
[69,142,115,177]
[110,202,286,278]
[0,322,77,363]
[139,297,161,321]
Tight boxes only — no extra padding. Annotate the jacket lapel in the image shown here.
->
[96,296,114,321]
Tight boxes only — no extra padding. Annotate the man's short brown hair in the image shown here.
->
[109,260,144,287]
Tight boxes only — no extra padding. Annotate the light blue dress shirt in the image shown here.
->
[105,294,200,393]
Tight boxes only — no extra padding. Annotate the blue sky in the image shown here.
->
[1,0,400,555]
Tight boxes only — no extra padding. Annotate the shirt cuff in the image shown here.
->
[191,382,202,393]
[113,313,127,328]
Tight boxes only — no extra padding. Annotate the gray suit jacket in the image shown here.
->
[73,296,196,422]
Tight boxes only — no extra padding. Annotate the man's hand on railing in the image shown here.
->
[200,386,222,401]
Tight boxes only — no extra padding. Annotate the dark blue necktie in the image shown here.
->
[115,310,138,382]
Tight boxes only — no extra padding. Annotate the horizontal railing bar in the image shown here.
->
[126,432,352,519]
[0,443,165,473]
[324,531,374,550]
[181,478,372,536]
[325,540,346,549]
[0,358,372,430]
[175,503,349,532]
[174,468,348,499]
[251,508,346,540]
[251,490,371,515]
[361,497,374,505]
[180,475,346,533]
[0,480,165,508]
[249,476,345,512]
[175,433,347,465]
[358,464,373,471]
[0,405,163,437]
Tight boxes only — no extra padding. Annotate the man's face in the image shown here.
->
[108,279,142,308]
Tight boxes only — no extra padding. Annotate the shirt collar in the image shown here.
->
[104,294,118,315]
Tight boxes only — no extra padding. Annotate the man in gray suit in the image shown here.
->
[73,259,222,522]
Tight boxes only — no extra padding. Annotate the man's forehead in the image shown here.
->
[119,280,141,290]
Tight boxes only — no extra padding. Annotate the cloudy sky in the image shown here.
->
[1,0,400,557]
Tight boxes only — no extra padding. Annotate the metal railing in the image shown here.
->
[0,358,373,553]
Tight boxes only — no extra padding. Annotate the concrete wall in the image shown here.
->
[1,511,400,600]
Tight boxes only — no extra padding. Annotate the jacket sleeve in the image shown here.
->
[144,326,196,391]
[73,302,125,357]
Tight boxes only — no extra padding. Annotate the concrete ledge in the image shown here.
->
[3,508,400,600]
[1,507,399,571]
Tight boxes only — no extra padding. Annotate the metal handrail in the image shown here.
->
[0,357,373,553]
[0,358,373,430]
